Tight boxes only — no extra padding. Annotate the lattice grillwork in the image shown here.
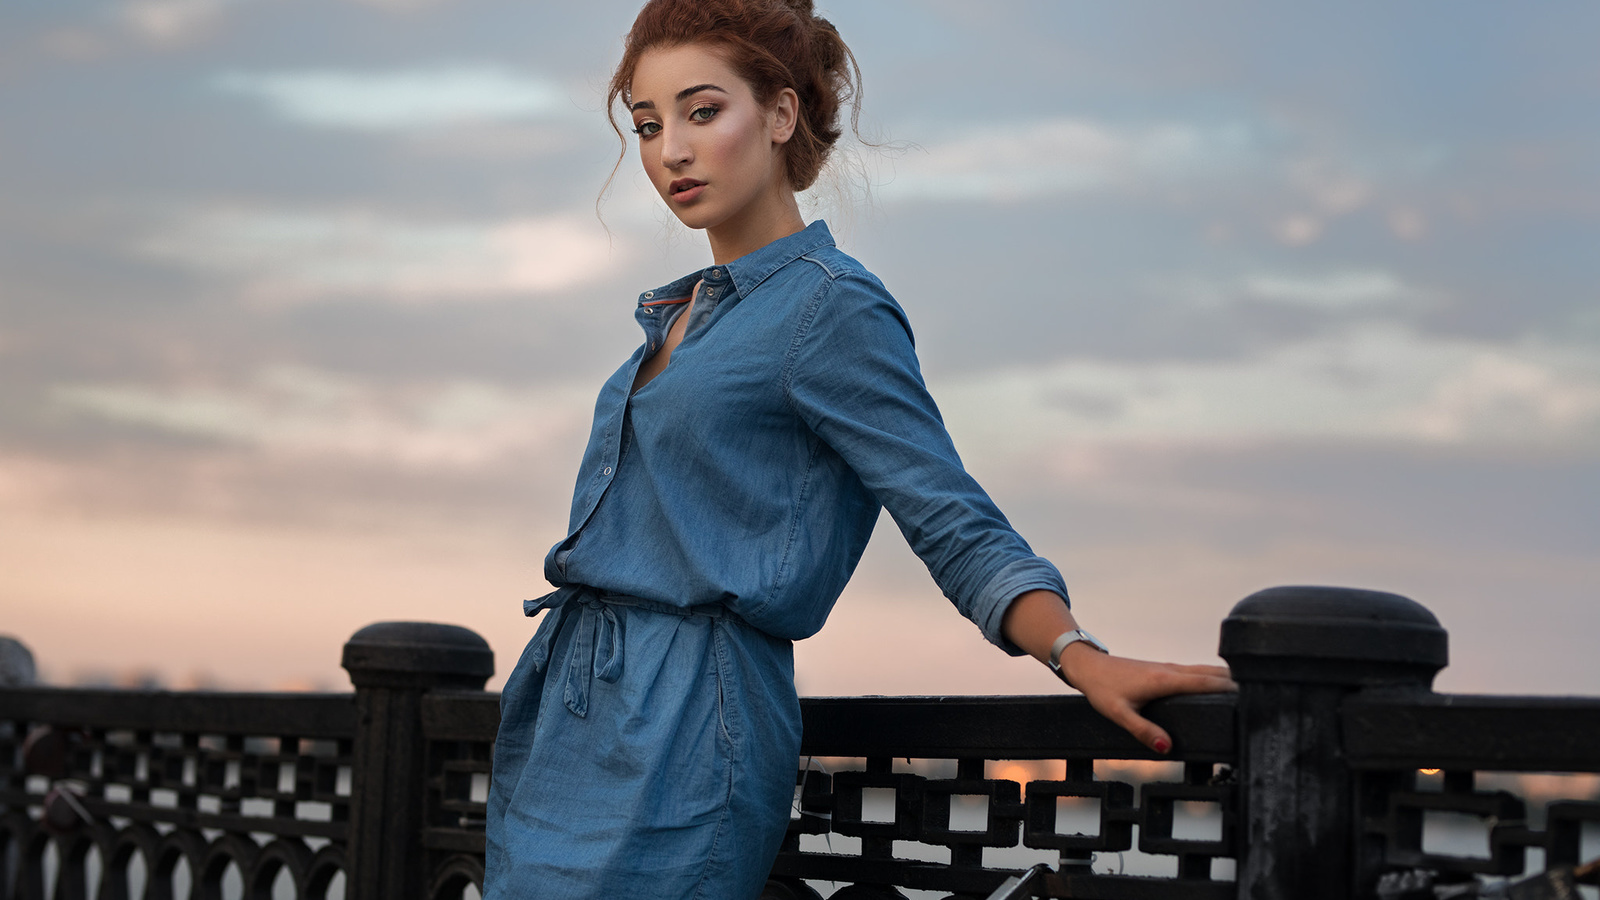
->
[420,737,1240,898]
[1,697,355,900]
[429,739,492,832]
[424,736,493,900]
[772,755,1237,898]
[1363,768,1600,885]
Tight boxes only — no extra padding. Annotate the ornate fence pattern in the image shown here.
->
[0,692,355,899]
[4,586,1600,900]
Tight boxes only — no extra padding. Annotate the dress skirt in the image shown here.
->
[484,587,803,900]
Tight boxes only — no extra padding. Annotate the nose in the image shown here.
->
[659,125,692,170]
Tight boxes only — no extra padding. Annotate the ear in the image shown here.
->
[769,87,799,145]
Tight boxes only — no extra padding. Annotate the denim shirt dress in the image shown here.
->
[484,221,1069,900]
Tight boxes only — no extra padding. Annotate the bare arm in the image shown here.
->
[1001,589,1236,754]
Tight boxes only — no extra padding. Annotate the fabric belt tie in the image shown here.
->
[523,586,725,718]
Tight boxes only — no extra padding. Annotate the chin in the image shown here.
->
[669,214,711,231]
[663,206,719,232]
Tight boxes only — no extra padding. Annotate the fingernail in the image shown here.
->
[1153,738,1171,754]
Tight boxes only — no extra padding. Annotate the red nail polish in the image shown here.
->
[1153,738,1171,754]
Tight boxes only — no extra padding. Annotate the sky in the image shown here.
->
[1,0,1596,698]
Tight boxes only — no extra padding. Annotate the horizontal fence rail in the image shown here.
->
[1344,694,1600,773]
[794,694,1239,760]
[5,586,1600,900]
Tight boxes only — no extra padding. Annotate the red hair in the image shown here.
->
[606,0,862,192]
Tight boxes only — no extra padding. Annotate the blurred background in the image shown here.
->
[1,0,1595,697]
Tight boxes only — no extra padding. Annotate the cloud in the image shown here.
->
[399,122,594,160]
[877,117,1258,203]
[1271,213,1323,246]
[1162,268,1434,313]
[1260,156,1383,246]
[35,27,112,61]
[212,66,569,131]
[937,326,1600,453]
[1240,271,1429,311]
[342,0,457,9]
[132,208,616,303]
[1387,207,1428,241]
[50,366,595,469]
[1287,156,1373,215]
[1408,353,1600,442]
[117,0,238,44]
[51,0,434,56]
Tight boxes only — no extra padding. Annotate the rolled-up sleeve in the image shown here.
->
[781,271,1069,654]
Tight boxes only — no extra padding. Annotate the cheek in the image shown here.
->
[638,145,668,185]
[711,118,769,173]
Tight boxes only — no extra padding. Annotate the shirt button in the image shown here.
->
[602,466,612,476]
[643,291,655,299]
[709,269,721,279]
[644,307,654,314]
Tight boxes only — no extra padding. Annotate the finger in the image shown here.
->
[1152,669,1237,696]
[1183,673,1239,693]
[1152,659,1235,672]
[1171,664,1233,678]
[1104,702,1172,755]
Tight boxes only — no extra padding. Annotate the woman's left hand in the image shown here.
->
[999,590,1237,754]
[1057,643,1236,755]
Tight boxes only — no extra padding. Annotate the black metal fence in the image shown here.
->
[4,586,1599,900]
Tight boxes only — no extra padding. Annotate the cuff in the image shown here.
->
[971,557,1071,656]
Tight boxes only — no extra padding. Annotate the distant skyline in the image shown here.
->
[1,1,1596,696]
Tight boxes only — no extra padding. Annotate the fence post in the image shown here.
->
[1219,586,1446,900]
[342,622,494,900]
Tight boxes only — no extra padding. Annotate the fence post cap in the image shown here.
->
[1219,585,1447,687]
[341,621,493,690]
[0,635,36,686]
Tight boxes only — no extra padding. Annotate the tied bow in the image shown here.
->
[524,588,625,718]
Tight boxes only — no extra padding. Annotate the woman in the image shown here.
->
[485,1,1236,897]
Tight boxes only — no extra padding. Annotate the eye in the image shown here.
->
[631,121,661,138]
[689,104,719,123]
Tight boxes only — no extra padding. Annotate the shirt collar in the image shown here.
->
[633,220,835,308]
[723,220,834,299]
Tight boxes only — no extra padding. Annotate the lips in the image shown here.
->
[668,178,706,202]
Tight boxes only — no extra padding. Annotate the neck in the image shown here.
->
[705,184,806,265]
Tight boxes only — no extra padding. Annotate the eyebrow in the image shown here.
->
[629,83,729,112]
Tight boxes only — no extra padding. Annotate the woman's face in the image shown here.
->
[628,43,795,239]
